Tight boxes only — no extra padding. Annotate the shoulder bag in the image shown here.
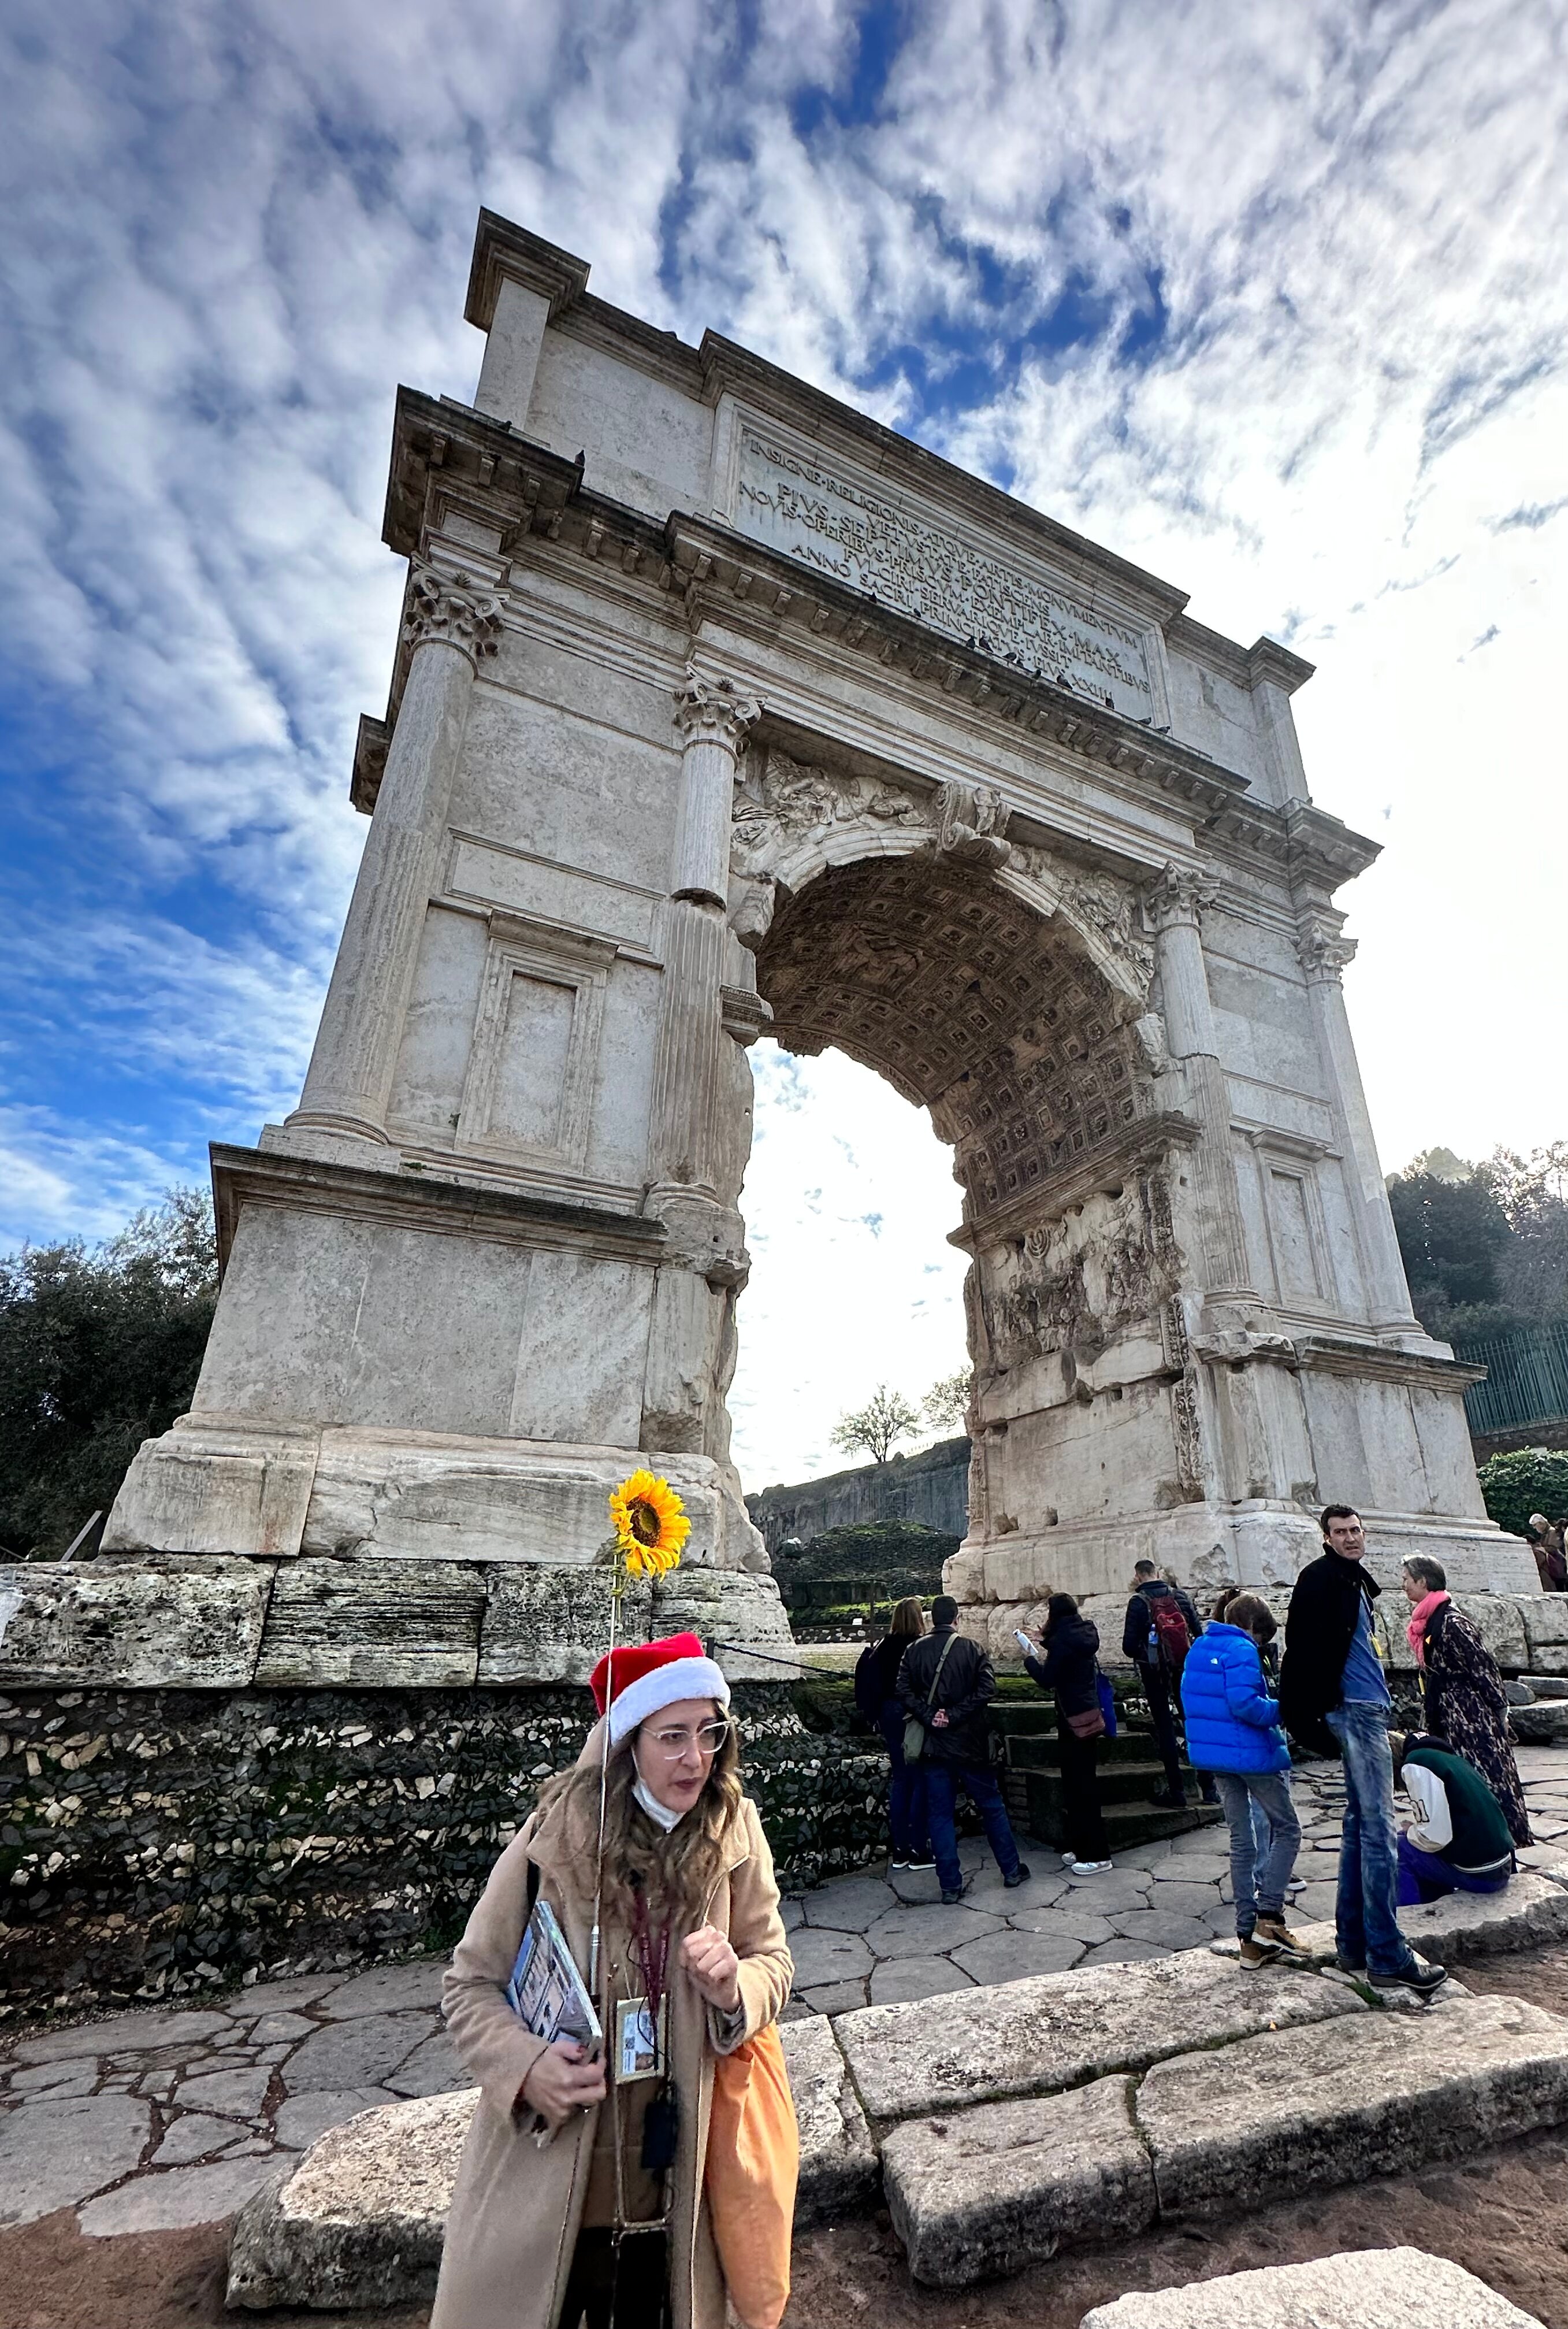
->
[902,1630,959,1763]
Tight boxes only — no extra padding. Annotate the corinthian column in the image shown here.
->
[289,567,502,1144]
[645,668,760,1198]
[1298,919,1420,1332]
[1145,863,1257,1301]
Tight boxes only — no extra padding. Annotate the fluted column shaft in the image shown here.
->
[1147,865,1257,1301]
[291,568,502,1143]
[1299,924,1420,1331]
[645,670,759,1199]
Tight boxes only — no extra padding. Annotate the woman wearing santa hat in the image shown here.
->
[432,1631,796,2329]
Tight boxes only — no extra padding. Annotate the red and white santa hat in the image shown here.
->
[590,1630,731,1749]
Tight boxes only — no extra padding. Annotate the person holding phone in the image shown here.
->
[433,1633,794,2329]
[1021,1593,1112,1875]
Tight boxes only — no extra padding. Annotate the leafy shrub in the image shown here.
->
[1477,1448,1568,1538]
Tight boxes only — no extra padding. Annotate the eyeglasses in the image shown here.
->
[641,1719,732,1761]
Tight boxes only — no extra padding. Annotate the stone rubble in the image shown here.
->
[1075,2245,1546,2327]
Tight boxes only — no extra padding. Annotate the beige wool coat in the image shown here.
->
[431,1732,794,2329]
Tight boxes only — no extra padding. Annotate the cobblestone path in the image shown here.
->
[3,1747,1566,2241]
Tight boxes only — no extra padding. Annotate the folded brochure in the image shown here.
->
[507,1894,603,2055]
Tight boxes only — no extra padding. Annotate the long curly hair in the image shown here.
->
[534,1714,745,1934]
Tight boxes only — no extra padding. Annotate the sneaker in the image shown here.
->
[889,1857,908,1871]
[1238,1934,1283,1970]
[1372,1958,1448,1999]
[905,1853,935,1872]
[1148,1787,1188,1810]
[1003,1862,1033,1889]
[1254,1912,1308,1954]
[940,1878,972,1905]
[1067,1858,1113,1875]
[1061,1850,1077,1867]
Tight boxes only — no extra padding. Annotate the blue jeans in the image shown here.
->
[924,1759,1021,1894]
[1396,1831,1511,1907]
[1325,1700,1410,1976]
[1214,1770,1301,1936]
[878,1702,930,1859]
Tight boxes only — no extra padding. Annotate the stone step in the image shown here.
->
[1006,1751,1203,1804]
[882,1993,1568,2286]
[1207,1862,1568,1972]
[1510,1700,1568,1743]
[1004,1768,1224,1849]
[831,1944,1366,2123]
[225,2013,874,2312]
[1076,2245,1545,2327]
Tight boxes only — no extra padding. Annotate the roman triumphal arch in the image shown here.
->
[102,207,1531,1679]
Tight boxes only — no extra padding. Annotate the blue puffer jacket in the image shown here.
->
[1178,1622,1290,1774]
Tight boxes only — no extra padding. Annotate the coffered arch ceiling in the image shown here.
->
[753,855,1148,1231]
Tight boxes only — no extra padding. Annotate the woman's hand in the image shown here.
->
[681,1922,742,2012]
[518,2037,606,2131]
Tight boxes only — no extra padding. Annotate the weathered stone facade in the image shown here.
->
[24,203,1521,1697]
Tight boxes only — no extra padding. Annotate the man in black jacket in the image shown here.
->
[898,1595,1030,1904]
[1280,1505,1445,1996]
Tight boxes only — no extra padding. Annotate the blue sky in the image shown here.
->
[2,0,1565,1484]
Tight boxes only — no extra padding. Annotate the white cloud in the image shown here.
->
[1,0,1563,1478]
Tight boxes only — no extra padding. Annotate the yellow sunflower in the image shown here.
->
[608,1470,690,1579]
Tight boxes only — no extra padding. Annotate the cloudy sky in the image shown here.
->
[2,0,1564,1488]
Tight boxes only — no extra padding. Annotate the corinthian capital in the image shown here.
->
[403,565,504,666]
[1298,919,1358,982]
[674,664,761,752]
[1143,861,1217,933]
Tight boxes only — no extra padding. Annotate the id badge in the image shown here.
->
[615,1994,667,2082]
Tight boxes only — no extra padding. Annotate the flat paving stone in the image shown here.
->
[964,1867,1071,1910]
[79,2152,283,2235]
[282,2010,439,2095]
[1149,1856,1228,1886]
[800,1980,868,2014]
[888,1868,945,1903]
[241,2012,319,2046]
[1079,2244,1547,2327]
[1079,1941,1168,1965]
[153,2111,250,2165]
[385,2033,466,2099]
[12,2007,231,2066]
[779,1898,805,1932]
[317,1963,445,2019]
[1105,1911,1214,1952]
[869,1959,977,2006]
[236,1974,346,2014]
[786,1928,874,1987]
[1140,1881,1221,1916]
[8,2060,99,2097]
[1058,1869,1154,1911]
[1294,1880,1342,1919]
[0,2093,151,2225]
[800,1875,899,1930]
[1028,1906,1117,1946]
[950,1931,1083,1984]
[176,2065,274,2120]
[862,1904,1005,1958]
[273,2087,402,2153]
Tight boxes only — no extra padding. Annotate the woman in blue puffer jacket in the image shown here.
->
[1179,1594,1303,1968]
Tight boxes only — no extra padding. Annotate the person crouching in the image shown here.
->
[1179,1593,1305,1968]
[432,1632,795,2329]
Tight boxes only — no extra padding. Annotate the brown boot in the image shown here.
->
[1238,1934,1283,1970]
[1254,1911,1307,1955]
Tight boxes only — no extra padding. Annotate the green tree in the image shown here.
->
[1478,1144,1568,1325]
[830,1384,921,1466]
[0,1188,218,1557]
[1386,1159,1514,1335]
[922,1368,973,1434]
[1477,1449,1568,1540]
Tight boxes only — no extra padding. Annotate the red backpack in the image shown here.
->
[1147,1594,1192,1671]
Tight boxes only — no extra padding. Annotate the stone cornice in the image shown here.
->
[210,1143,664,1276]
[373,391,1381,896]
[463,210,590,332]
[1292,1334,1487,1391]
[1167,613,1316,696]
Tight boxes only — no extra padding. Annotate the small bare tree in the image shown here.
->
[831,1385,922,1466]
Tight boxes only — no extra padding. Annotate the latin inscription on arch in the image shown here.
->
[731,421,1155,722]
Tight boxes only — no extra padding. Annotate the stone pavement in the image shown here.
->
[3,1745,1566,2240]
[780,1747,1568,2015]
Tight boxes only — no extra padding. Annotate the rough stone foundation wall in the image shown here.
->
[0,1684,886,2014]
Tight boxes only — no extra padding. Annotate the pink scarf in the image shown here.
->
[1407,1589,1450,1668]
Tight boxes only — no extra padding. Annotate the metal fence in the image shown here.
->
[1455,1322,1568,1436]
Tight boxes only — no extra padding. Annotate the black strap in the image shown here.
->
[925,1629,959,1708]
[525,1852,540,1916]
